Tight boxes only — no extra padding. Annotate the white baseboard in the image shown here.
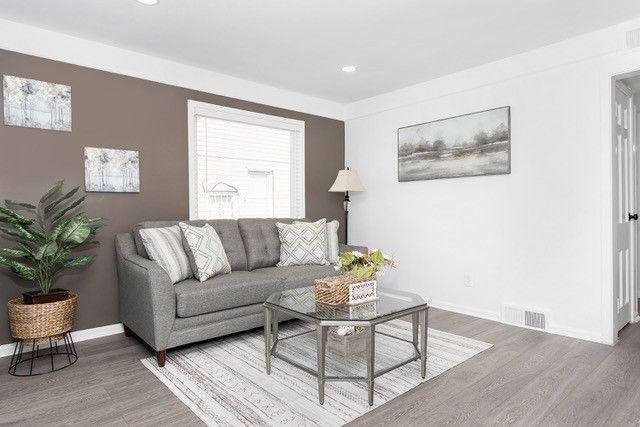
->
[427,298,603,344]
[428,298,501,322]
[0,323,124,358]
[0,297,606,358]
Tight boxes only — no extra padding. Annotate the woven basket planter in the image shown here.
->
[314,275,374,305]
[7,294,77,341]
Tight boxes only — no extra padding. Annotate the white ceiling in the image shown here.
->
[2,0,640,103]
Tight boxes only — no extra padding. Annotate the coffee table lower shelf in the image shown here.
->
[263,305,429,406]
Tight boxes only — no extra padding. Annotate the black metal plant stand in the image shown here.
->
[8,332,78,377]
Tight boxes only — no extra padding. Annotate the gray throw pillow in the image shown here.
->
[139,225,193,284]
[179,222,231,281]
[276,219,329,266]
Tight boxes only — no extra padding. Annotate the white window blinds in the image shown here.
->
[188,101,305,220]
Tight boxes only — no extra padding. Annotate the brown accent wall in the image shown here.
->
[0,50,345,344]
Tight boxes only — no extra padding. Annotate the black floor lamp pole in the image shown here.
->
[344,191,350,245]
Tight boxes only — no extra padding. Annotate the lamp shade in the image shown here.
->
[328,168,365,192]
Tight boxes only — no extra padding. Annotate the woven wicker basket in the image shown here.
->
[7,293,77,340]
[314,275,372,305]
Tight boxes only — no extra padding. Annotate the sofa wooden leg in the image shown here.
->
[123,324,133,337]
[156,350,166,367]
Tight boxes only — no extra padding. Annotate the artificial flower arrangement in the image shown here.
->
[336,248,395,278]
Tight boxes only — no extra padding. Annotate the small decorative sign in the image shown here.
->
[347,279,377,305]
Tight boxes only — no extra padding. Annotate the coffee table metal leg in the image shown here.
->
[412,312,419,355]
[367,325,376,406]
[420,308,428,378]
[272,310,279,347]
[316,325,327,404]
[264,307,272,375]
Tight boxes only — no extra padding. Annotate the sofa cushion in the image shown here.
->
[237,218,296,270]
[133,219,248,271]
[173,264,339,317]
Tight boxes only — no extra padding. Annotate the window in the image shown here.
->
[188,101,305,220]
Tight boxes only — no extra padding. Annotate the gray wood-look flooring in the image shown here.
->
[1,308,639,426]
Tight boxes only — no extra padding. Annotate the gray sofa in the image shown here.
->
[115,218,365,367]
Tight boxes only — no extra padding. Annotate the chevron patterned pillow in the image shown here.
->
[179,222,231,282]
[276,219,329,267]
[295,219,340,264]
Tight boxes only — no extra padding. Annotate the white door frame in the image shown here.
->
[632,96,640,324]
[612,80,637,332]
[600,52,640,345]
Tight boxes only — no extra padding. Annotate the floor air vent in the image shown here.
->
[501,304,548,330]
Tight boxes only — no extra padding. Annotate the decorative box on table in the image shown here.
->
[328,326,368,356]
[314,275,377,305]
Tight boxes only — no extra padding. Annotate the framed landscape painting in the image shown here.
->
[398,106,510,181]
[84,147,140,193]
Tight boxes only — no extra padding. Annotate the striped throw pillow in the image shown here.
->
[139,225,193,284]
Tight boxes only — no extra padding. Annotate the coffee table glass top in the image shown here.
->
[264,286,427,322]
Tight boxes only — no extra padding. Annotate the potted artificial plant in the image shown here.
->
[0,180,102,306]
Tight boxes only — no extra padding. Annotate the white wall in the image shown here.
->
[345,17,640,344]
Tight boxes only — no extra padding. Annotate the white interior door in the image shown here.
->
[613,82,636,332]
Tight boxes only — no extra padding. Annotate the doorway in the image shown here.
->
[612,76,640,334]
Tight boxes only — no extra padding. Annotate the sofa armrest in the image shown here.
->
[339,243,368,254]
[115,233,175,351]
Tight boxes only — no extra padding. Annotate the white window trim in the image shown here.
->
[187,100,306,220]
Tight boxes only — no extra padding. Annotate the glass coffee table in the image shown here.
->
[263,286,429,406]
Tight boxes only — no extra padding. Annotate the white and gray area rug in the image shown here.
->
[142,320,492,426]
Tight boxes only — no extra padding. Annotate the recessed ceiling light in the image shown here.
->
[136,0,158,5]
[342,65,357,73]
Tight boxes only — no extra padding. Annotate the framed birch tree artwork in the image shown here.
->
[84,147,140,193]
[3,75,72,131]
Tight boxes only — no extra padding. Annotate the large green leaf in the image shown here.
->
[51,196,86,224]
[0,206,32,225]
[0,257,36,280]
[5,200,36,210]
[63,255,94,268]
[39,180,64,205]
[0,215,33,226]
[10,224,46,243]
[0,248,29,258]
[44,186,79,217]
[49,219,69,241]
[59,216,91,244]
[35,242,59,260]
